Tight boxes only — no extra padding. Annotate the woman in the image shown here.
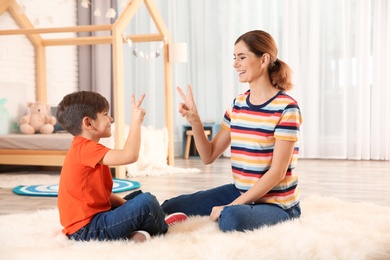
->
[162,30,302,232]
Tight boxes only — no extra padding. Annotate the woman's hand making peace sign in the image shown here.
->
[177,84,201,125]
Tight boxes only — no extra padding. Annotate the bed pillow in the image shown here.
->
[50,106,66,132]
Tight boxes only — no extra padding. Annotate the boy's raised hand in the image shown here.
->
[131,94,146,124]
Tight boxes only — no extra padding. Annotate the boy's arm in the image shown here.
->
[110,193,126,207]
[102,94,146,166]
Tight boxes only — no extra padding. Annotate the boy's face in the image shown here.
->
[91,110,113,138]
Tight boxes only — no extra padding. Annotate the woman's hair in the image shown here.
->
[56,91,109,136]
[235,30,293,91]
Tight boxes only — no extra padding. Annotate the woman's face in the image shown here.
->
[233,41,263,83]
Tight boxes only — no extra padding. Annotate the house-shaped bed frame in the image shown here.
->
[0,0,175,178]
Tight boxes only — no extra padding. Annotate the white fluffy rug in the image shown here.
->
[1,196,389,259]
[0,172,60,188]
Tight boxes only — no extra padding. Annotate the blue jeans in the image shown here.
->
[161,184,301,232]
[68,191,168,241]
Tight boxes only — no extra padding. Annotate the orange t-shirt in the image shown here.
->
[58,136,112,235]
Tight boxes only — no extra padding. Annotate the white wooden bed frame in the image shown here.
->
[0,0,175,178]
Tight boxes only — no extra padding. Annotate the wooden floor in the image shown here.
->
[1,157,390,216]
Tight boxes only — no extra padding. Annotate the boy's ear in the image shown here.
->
[82,117,93,129]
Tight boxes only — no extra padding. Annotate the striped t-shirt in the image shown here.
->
[221,90,302,209]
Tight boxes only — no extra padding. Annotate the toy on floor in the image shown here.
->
[19,102,57,134]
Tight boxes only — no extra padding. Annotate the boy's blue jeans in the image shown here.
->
[161,184,301,232]
[68,191,168,241]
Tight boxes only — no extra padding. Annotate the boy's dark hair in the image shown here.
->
[57,91,110,136]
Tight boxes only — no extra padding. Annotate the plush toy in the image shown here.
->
[19,102,57,134]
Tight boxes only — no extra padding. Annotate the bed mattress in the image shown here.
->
[0,133,73,150]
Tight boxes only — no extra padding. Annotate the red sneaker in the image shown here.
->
[165,212,188,226]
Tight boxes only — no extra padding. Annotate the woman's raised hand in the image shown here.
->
[177,84,200,124]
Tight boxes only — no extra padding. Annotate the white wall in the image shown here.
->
[0,0,78,107]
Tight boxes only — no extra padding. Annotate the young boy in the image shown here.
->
[56,91,186,242]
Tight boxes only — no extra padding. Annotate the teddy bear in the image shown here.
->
[19,102,57,134]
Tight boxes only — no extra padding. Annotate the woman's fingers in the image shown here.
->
[186,84,194,101]
[177,85,197,121]
[136,94,146,107]
[177,84,195,102]
[177,86,187,102]
[131,94,135,106]
[178,103,187,117]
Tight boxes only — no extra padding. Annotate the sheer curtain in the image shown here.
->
[78,0,114,108]
[118,0,390,160]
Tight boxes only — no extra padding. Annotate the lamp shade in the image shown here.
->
[169,42,188,63]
